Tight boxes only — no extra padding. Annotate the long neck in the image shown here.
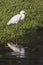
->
[20,13,25,20]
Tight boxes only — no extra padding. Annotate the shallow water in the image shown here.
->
[0,45,29,65]
[0,45,42,65]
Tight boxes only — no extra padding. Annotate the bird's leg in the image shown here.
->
[16,24,17,45]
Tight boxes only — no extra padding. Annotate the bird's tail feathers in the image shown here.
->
[7,22,10,25]
[7,21,11,25]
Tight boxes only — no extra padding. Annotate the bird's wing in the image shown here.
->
[7,14,21,25]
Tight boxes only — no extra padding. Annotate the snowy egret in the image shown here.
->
[7,10,25,44]
[7,10,25,25]
[7,43,25,58]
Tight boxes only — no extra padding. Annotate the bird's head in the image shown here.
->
[20,10,25,14]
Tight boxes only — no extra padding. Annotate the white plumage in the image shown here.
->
[7,10,25,25]
[7,11,25,58]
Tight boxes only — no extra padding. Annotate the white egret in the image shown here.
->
[7,10,25,44]
[7,10,25,25]
[7,43,25,58]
